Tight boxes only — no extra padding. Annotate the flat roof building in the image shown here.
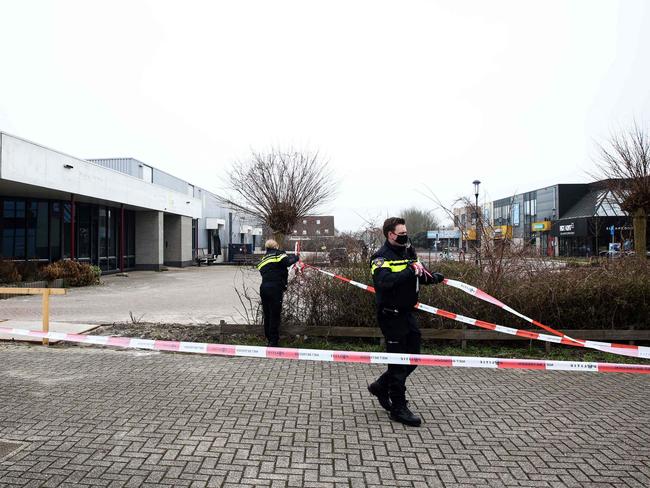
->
[0,132,260,271]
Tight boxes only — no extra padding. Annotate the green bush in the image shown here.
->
[283,259,650,331]
[41,260,101,287]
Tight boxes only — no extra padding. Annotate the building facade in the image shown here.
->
[482,181,642,257]
[288,216,335,240]
[0,132,260,271]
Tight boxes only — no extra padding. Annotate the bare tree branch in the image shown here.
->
[592,120,650,256]
[220,149,338,242]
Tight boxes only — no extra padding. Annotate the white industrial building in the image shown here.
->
[0,132,261,272]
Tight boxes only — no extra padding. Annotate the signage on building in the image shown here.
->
[512,203,520,226]
[427,230,461,239]
[532,221,551,232]
[559,222,575,235]
[493,225,513,239]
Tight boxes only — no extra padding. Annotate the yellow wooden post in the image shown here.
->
[0,287,64,345]
[42,290,50,346]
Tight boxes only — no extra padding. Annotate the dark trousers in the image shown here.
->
[375,311,421,407]
[260,283,284,344]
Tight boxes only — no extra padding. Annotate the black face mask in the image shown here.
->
[394,234,408,245]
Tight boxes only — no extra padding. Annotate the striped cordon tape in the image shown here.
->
[1,326,649,375]
[300,264,650,360]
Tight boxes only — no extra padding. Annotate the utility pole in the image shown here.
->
[473,180,481,267]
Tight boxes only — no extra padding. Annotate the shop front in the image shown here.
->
[1,197,136,272]
[552,216,631,257]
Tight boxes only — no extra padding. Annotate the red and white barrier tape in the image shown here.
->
[442,279,577,341]
[1,326,649,375]
[301,264,650,360]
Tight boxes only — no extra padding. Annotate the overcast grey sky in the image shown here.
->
[1,1,649,230]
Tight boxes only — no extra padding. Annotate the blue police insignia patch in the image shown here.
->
[372,257,385,267]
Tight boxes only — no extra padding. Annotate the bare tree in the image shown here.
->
[221,149,337,244]
[595,121,650,257]
[399,207,440,248]
[350,210,385,254]
[399,207,440,233]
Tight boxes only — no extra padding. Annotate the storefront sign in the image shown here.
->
[532,221,551,232]
[552,219,589,237]
[512,203,520,226]
[559,222,575,235]
[493,225,513,239]
[427,229,461,239]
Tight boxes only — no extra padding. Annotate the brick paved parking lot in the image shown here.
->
[1,344,649,488]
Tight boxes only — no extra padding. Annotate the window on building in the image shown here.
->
[76,204,91,260]
[324,229,329,234]
[302,230,307,235]
[293,229,298,234]
[303,219,307,225]
[50,202,61,261]
[316,219,320,224]
[125,210,136,269]
[63,202,72,259]
[2,200,16,258]
[596,191,625,217]
[99,207,108,269]
[316,230,321,235]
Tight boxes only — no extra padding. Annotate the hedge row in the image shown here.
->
[282,259,650,331]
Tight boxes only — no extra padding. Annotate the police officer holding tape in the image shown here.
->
[368,217,444,427]
[256,239,300,347]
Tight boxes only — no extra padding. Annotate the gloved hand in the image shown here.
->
[296,260,306,272]
[410,261,425,277]
[432,272,445,284]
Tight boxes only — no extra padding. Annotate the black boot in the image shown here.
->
[367,382,391,411]
[390,402,421,427]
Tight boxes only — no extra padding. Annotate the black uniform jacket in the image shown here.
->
[370,240,435,313]
[257,249,299,288]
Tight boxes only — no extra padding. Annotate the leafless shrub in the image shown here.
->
[233,267,262,325]
[129,311,145,324]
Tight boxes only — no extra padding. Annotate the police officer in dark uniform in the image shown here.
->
[367,217,444,426]
[256,239,300,347]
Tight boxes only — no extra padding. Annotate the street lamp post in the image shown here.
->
[473,180,481,267]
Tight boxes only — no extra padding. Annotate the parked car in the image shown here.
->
[328,248,348,265]
[599,250,625,259]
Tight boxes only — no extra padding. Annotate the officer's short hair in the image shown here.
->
[383,217,405,238]
[265,239,279,250]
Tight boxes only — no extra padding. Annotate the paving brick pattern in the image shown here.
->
[1,344,649,487]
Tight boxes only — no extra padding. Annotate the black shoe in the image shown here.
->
[267,341,279,347]
[390,403,422,427]
[367,382,391,411]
